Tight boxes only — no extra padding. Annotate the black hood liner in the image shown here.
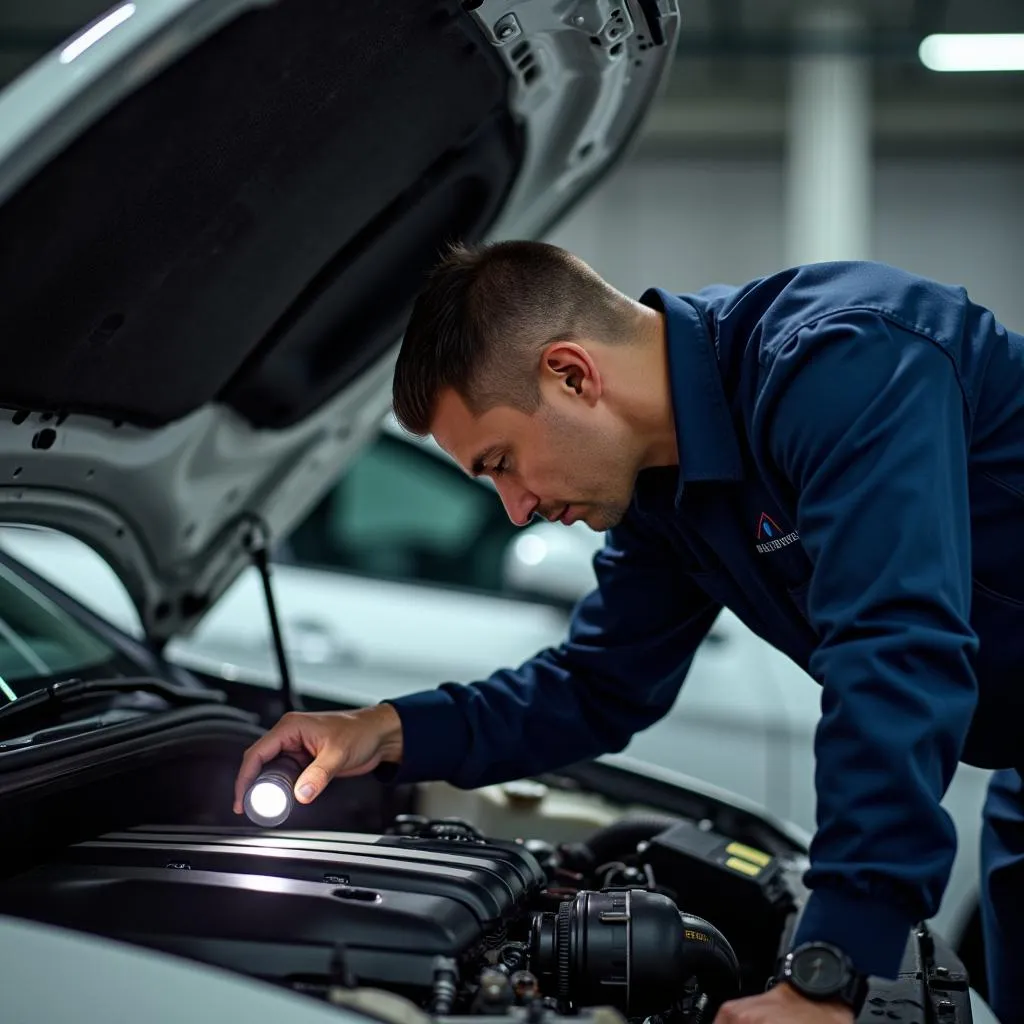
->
[0,0,521,429]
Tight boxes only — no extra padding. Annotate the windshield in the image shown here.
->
[0,559,118,702]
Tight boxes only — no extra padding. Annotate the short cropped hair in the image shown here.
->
[392,239,637,435]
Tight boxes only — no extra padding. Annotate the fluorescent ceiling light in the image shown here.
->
[60,3,136,64]
[919,33,1024,72]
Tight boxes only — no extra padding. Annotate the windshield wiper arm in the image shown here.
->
[0,676,226,725]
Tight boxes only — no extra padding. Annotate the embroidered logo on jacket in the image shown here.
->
[755,512,799,554]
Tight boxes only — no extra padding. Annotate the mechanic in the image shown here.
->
[235,241,1024,1024]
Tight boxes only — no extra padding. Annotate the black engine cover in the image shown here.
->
[0,825,545,990]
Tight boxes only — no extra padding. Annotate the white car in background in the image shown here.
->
[0,413,992,972]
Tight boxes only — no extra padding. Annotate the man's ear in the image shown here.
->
[540,341,602,401]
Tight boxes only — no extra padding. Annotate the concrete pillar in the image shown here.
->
[784,7,872,266]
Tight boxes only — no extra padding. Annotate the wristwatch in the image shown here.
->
[774,942,869,1014]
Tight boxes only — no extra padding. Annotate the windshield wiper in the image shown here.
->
[0,676,225,726]
[0,709,152,749]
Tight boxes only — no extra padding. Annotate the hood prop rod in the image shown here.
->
[244,517,301,716]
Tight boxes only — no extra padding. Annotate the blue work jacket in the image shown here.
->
[383,260,1024,979]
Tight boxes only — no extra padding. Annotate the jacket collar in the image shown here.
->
[638,287,744,506]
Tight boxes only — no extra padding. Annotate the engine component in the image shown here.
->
[643,819,795,979]
[0,824,545,992]
[527,889,740,1016]
[442,1010,627,1024]
[392,815,487,843]
[472,968,515,1013]
[559,815,679,874]
[326,985,630,1024]
[432,957,460,1014]
[243,753,304,827]
[509,970,539,1004]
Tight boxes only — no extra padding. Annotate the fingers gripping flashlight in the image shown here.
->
[243,753,305,827]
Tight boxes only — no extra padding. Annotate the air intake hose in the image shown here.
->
[560,815,678,872]
[528,889,740,1016]
[678,912,742,1010]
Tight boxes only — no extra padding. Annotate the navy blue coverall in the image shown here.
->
[379,261,1024,1018]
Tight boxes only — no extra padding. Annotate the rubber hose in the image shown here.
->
[679,913,742,1010]
[576,814,679,868]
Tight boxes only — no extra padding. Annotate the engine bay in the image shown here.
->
[0,719,977,1024]
[0,782,975,1024]
[0,815,755,1020]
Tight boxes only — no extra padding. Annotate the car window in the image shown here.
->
[285,434,519,593]
[0,559,117,698]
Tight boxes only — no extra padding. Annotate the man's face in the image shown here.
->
[430,383,637,533]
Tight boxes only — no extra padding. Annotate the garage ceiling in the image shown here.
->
[665,0,1024,86]
[681,0,1020,34]
[656,0,1024,153]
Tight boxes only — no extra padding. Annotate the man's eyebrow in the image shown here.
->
[470,445,503,476]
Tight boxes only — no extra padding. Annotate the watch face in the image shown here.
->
[791,947,845,994]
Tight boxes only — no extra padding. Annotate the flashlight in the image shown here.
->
[243,753,305,827]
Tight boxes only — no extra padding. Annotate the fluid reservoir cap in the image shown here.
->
[502,780,549,808]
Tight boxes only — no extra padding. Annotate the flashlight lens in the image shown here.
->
[249,780,289,821]
[243,753,304,827]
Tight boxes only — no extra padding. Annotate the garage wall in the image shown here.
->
[872,159,1024,330]
[546,155,1024,332]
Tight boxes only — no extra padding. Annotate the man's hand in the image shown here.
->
[232,703,403,813]
[713,983,854,1024]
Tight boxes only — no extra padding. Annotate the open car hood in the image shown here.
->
[0,0,679,642]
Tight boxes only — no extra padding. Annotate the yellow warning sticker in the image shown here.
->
[725,856,762,877]
[725,841,772,867]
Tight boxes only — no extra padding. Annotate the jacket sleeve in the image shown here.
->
[756,311,979,979]
[378,510,721,789]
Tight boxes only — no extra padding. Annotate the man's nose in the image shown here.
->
[494,478,538,527]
